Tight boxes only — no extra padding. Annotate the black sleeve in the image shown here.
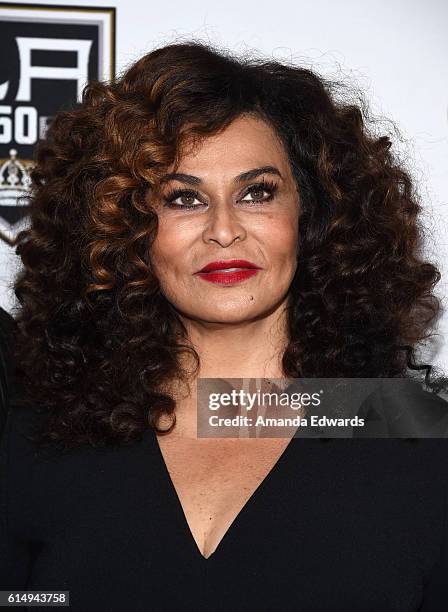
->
[355,378,448,438]
[0,307,16,438]
[419,480,448,610]
[0,408,33,589]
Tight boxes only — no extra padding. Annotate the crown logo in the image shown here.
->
[0,148,34,245]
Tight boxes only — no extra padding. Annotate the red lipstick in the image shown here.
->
[194,259,261,285]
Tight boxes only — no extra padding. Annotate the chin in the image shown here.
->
[196,308,264,324]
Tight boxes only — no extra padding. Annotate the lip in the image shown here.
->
[195,268,260,285]
[196,259,261,273]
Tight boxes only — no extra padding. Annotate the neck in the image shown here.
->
[182,301,289,380]
[156,298,291,435]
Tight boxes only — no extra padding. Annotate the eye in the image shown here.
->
[162,179,279,210]
[239,180,278,204]
[163,189,204,209]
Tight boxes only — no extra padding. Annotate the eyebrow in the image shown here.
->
[159,165,283,186]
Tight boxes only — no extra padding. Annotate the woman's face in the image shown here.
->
[149,114,300,325]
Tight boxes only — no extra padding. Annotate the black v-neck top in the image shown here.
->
[1,403,448,612]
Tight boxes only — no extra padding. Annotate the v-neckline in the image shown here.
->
[149,427,298,561]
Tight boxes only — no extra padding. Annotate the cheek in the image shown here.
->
[150,221,188,274]
[262,218,298,264]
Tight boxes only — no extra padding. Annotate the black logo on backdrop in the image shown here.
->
[0,3,115,244]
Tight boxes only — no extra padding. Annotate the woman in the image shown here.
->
[1,40,448,611]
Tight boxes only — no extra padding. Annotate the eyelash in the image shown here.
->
[162,179,279,210]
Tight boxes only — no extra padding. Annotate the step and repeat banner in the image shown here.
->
[0,1,115,300]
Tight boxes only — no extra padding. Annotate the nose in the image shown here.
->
[202,201,247,247]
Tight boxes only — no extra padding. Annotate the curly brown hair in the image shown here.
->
[11,40,447,450]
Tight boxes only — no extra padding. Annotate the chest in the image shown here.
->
[25,437,444,611]
[155,435,293,558]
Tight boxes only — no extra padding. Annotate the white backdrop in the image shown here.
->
[1,0,447,369]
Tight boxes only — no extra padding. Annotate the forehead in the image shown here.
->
[173,115,289,174]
